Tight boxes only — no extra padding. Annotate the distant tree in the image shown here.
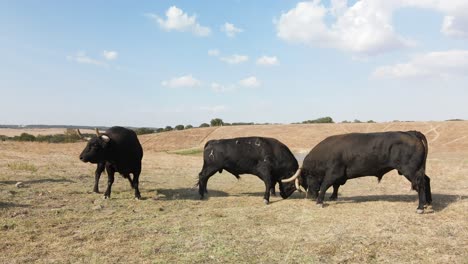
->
[175,125,185,130]
[185,125,193,129]
[367,120,376,123]
[199,123,210,128]
[210,118,224,126]
[353,119,362,123]
[446,119,464,121]
[134,127,155,135]
[341,120,350,123]
[164,126,173,132]
[223,123,231,126]
[156,128,164,133]
[302,116,334,124]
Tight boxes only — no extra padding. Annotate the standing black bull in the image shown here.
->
[282,131,432,213]
[77,126,143,199]
[197,137,299,204]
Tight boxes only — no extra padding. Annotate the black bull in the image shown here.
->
[197,137,299,204]
[283,131,432,213]
[78,126,143,199]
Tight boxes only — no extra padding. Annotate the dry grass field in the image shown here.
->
[1,122,467,263]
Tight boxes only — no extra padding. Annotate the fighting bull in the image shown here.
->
[197,137,300,204]
[282,131,432,213]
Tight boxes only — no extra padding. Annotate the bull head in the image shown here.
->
[78,128,111,163]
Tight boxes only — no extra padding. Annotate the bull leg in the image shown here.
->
[198,166,219,200]
[270,182,277,196]
[329,184,340,201]
[425,175,432,206]
[316,181,333,207]
[403,172,427,213]
[93,162,105,193]
[262,174,273,205]
[103,165,115,199]
[132,171,141,200]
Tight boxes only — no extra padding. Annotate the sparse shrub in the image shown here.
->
[367,120,376,123]
[231,122,254,126]
[164,126,173,132]
[302,117,334,124]
[341,120,350,123]
[353,119,362,123]
[185,125,193,129]
[199,123,210,128]
[16,133,36,142]
[175,125,185,130]
[156,128,164,133]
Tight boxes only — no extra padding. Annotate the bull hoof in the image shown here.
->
[329,196,337,201]
[416,209,424,214]
[135,197,141,200]
[316,203,324,208]
[263,199,269,205]
[103,195,110,199]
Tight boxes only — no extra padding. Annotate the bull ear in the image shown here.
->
[101,135,110,143]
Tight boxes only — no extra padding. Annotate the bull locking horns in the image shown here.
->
[282,168,302,192]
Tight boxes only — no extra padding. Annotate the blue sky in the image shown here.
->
[1,0,467,127]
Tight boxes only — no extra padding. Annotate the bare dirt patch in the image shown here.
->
[0,122,467,263]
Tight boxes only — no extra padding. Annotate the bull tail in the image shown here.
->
[410,131,428,171]
[409,131,428,191]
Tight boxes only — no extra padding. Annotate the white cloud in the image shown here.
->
[102,50,118,60]
[372,50,468,79]
[208,49,220,56]
[239,76,261,88]
[256,56,280,66]
[220,54,249,64]
[200,105,227,113]
[211,82,236,93]
[147,6,211,37]
[276,1,412,55]
[67,51,107,66]
[276,0,468,55]
[221,22,243,37]
[161,74,201,88]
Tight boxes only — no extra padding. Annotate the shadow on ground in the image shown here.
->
[234,192,463,211]
[151,188,229,200]
[0,202,30,209]
[335,193,464,211]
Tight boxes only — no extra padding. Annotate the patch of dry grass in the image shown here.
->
[0,122,467,263]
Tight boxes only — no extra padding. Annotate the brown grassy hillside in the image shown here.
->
[141,121,468,153]
[0,122,467,263]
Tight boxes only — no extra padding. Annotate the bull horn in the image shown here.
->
[282,168,301,183]
[76,129,91,141]
[295,178,302,192]
[95,128,100,136]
